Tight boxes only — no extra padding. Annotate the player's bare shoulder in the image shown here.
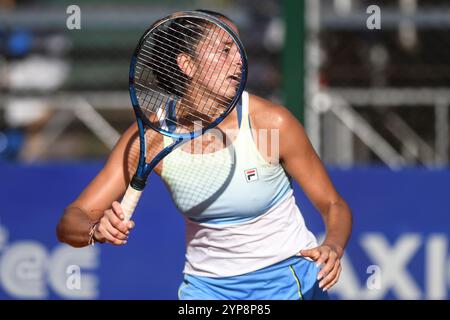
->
[248,94,299,131]
[118,125,164,176]
[144,130,164,175]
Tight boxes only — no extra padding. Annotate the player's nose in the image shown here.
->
[232,51,242,67]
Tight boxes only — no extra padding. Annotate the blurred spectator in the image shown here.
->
[0,0,15,10]
[0,25,70,160]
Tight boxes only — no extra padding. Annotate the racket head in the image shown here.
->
[129,10,248,140]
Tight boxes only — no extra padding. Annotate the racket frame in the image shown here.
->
[128,10,248,190]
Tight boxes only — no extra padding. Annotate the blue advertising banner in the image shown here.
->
[0,163,449,300]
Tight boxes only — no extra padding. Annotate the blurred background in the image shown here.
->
[0,0,449,300]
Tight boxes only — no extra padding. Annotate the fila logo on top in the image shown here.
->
[244,168,259,182]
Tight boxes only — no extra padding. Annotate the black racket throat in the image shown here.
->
[130,175,147,191]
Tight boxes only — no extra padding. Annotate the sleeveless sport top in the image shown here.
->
[161,91,318,277]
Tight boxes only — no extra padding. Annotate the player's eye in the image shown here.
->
[221,46,231,53]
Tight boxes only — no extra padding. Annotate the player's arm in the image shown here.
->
[251,96,352,291]
[56,124,140,248]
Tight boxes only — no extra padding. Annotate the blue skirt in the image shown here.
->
[178,255,330,300]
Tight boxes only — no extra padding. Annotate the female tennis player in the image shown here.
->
[56,10,352,300]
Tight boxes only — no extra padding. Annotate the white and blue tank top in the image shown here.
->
[160,91,318,277]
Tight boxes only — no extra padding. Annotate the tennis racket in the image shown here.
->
[121,11,248,221]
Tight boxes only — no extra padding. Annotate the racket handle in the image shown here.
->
[120,185,143,222]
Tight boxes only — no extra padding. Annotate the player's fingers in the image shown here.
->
[315,247,332,268]
[105,209,129,234]
[300,248,321,260]
[111,201,125,220]
[323,264,342,291]
[319,259,340,289]
[317,249,337,278]
[126,220,135,230]
[104,219,128,241]
[97,223,127,245]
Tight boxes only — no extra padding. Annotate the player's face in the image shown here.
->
[191,21,242,101]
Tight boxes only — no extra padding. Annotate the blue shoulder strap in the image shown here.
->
[166,96,177,133]
[236,95,243,129]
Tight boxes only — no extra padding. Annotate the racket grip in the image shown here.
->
[120,185,143,222]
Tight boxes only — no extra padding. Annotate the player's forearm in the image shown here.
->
[321,199,353,257]
[56,206,97,248]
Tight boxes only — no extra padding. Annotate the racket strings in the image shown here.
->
[140,22,236,93]
[137,30,237,108]
[167,21,243,103]
[134,16,243,134]
[193,28,240,119]
[135,85,214,132]
[135,53,231,113]
[141,19,225,97]
[155,22,220,55]
[159,19,234,60]
[135,83,212,122]
[186,24,236,118]
[135,55,233,128]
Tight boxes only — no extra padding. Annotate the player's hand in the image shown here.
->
[94,201,135,245]
[300,244,343,291]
